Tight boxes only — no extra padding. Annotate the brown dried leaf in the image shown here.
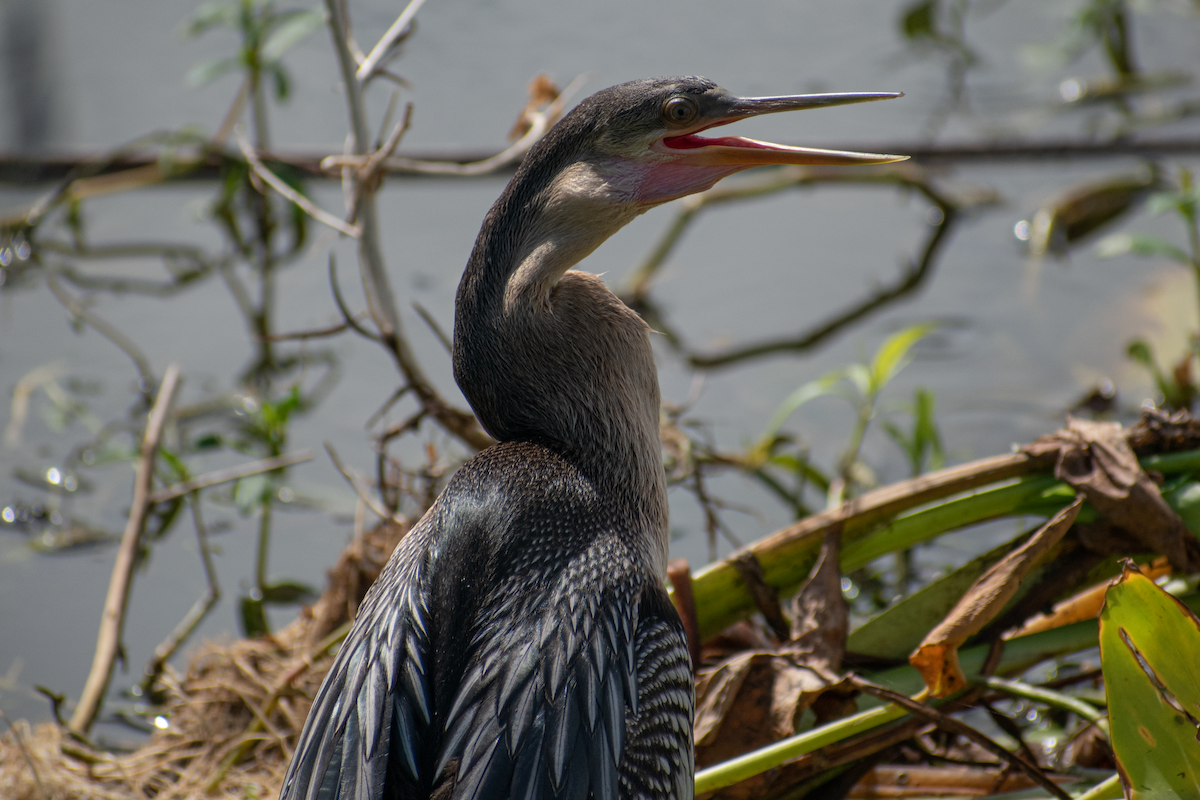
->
[911,498,1083,696]
[694,527,852,795]
[786,526,848,676]
[694,651,757,746]
[1024,417,1192,569]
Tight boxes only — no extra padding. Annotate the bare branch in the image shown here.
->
[323,0,493,451]
[849,676,1073,800]
[70,365,182,736]
[235,126,362,237]
[355,0,428,83]
[148,449,315,504]
[45,269,156,402]
[323,74,588,177]
[324,442,405,525]
[140,491,221,691]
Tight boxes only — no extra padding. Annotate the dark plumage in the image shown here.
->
[281,77,904,800]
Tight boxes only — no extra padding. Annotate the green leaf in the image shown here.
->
[261,8,323,61]
[844,362,872,397]
[183,1,240,37]
[260,579,318,604]
[234,473,272,513]
[186,57,240,88]
[768,453,832,493]
[1095,232,1191,265]
[157,447,189,483]
[869,323,936,395]
[756,370,845,454]
[1100,566,1200,797]
[1163,480,1200,537]
[881,419,916,464]
[913,388,945,471]
[267,62,290,102]
[194,433,224,450]
[1126,338,1155,368]
[901,0,938,40]
[240,593,269,638]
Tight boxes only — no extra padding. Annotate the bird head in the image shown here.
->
[564,76,907,206]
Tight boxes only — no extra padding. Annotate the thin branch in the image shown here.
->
[346,105,414,222]
[355,0,428,82]
[44,269,156,403]
[366,385,412,430]
[9,136,1200,187]
[689,202,957,368]
[412,301,452,354]
[70,364,182,736]
[217,261,257,324]
[140,491,221,691]
[323,0,493,451]
[148,449,315,504]
[328,255,382,342]
[323,0,400,339]
[849,676,1073,800]
[235,126,362,237]
[324,442,404,525]
[323,74,588,177]
[618,166,968,370]
[979,675,1109,735]
[261,317,360,342]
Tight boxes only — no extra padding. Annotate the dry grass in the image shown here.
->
[0,520,409,800]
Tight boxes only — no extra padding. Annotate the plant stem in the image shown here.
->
[979,675,1109,736]
[683,446,1200,640]
[693,702,910,794]
[256,494,272,590]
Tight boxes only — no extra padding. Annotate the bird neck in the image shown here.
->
[454,155,668,572]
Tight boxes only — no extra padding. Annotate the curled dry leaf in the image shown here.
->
[1007,556,1171,638]
[910,497,1083,697]
[1023,417,1193,570]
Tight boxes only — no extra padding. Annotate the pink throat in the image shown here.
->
[662,133,780,151]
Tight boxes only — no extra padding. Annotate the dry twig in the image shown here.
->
[848,676,1073,800]
[70,365,183,736]
[148,449,315,504]
[235,127,362,237]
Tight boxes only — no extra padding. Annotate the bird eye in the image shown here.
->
[662,96,699,127]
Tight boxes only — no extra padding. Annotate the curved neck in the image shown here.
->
[453,147,668,567]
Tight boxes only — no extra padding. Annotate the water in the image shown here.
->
[0,0,1197,736]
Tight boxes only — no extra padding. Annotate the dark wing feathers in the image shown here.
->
[281,445,694,800]
[280,528,435,800]
[618,594,695,800]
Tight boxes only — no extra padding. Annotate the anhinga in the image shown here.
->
[281,76,904,800]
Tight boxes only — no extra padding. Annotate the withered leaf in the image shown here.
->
[911,497,1083,696]
[694,527,852,798]
[1024,417,1192,570]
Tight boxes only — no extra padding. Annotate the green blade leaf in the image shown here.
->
[261,579,318,604]
[1100,565,1200,797]
[183,1,240,37]
[756,370,845,454]
[262,8,323,61]
[869,323,936,395]
[1095,232,1192,266]
[186,57,240,88]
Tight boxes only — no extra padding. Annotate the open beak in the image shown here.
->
[662,91,908,167]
